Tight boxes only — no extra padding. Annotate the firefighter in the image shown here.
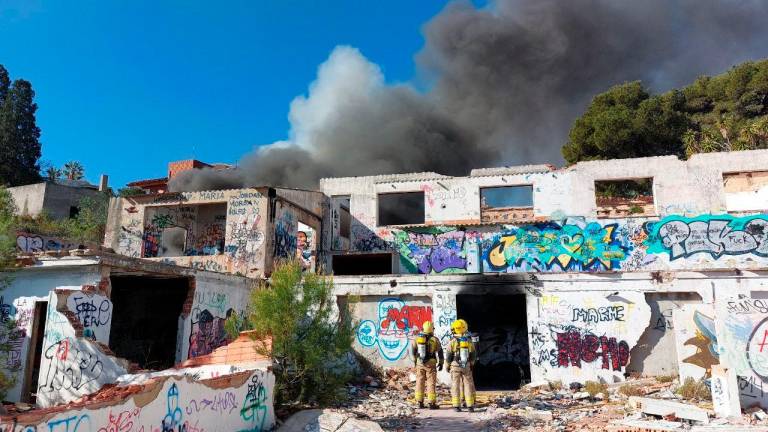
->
[411,320,443,409]
[446,318,477,412]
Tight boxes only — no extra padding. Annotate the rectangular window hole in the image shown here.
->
[594,178,655,218]
[332,253,392,275]
[332,196,351,250]
[481,185,534,222]
[723,171,768,212]
[377,192,424,226]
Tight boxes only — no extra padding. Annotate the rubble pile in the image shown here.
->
[279,375,768,431]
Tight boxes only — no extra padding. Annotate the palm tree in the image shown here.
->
[44,166,61,182]
[62,161,84,180]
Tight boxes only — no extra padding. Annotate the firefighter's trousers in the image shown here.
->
[450,362,475,408]
[414,363,437,404]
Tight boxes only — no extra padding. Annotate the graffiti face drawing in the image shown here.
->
[377,298,409,361]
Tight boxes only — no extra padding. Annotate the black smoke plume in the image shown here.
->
[170,0,768,191]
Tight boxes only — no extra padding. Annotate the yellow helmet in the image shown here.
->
[422,321,434,334]
[451,319,468,334]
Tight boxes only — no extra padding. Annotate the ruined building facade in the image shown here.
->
[92,148,768,409]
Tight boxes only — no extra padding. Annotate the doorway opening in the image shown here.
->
[109,276,190,370]
[457,294,530,390]
[22,301,47,404]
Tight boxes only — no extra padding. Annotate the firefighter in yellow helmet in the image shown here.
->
[446,318,477,412]
[410,321,443,409]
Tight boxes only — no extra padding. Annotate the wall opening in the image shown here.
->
[377,192,424,226]
[331,196,351,251]
[480,185,534,223]
[143,203,227,258]
[332,254,392,275]
[723,171,768,212]
[594,178,655,218]
[22,301,47,404]
[108,276,190,370]
[627,292,702,376]
[456,294,530,390]
[297,222,316,272]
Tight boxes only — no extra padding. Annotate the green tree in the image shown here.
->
[117,187,146,197]
[44,166,61,182]
[227,260,355,406]
[62,161,84,181]
[564,59,768,163]
[65,192,111,243]
[0,67,42,187]
[562,81,689,163]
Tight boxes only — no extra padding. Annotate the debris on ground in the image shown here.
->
[279,374,768,431]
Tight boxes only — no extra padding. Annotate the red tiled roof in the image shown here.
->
[126,177,168,187]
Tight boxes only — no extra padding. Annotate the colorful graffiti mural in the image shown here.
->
[355,298,433,362]
[645,214,768,260]
[484,221,630,272]
[394,228,469,274]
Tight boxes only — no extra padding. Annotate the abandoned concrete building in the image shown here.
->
[2,148,768,429]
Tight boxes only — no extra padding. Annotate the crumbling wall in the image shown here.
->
[527,291,651,384]
[3,368,275,432]
[0,265,101,403]
[36,288,131,408]
[108,189,270,277]
[352,296,433,367]
[715,296,768,409]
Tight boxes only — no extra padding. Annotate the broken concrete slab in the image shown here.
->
[628,396,711,424]
[711,365,741,418]
[279,409,384,432]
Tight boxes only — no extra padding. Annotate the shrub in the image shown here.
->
[227,260,355,406]
[677,377,711,400]
[584,381,608,399]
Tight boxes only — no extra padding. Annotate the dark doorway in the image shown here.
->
[109,276,190,370]
[457,294,530,390]
[22,301,47,403]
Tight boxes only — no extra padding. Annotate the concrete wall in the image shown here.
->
[105,188,324,277]
[178,272,253,363]
[36,288,131,408]
[8,182,101,220]
[0,263,102,403]
[350,295,433,368]
[334,271,768,386]
[320,149,768,273]
[3,368,275,432]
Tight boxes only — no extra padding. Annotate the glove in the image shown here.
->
[437,363,443,371]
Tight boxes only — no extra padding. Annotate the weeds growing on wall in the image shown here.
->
[13,190,111,244]
[227,260,356,407]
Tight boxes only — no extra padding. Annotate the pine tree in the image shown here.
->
[0,70,42,187]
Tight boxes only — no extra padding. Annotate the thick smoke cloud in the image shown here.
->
[170,0,768,192]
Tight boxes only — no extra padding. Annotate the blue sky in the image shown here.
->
[0,1,455,188]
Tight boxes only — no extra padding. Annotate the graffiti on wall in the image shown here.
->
[16,232,78,253]
[714,297,768,408]
[67,294,112,342]
[38,338,104,396]
[484,221,630,272]
[6,369,275,432]
[528,291,650,383]
[356,298,433,362]
[394,228,469,274]
[189,307,233,358]
[645,214,768,260]
[273,209,297,260]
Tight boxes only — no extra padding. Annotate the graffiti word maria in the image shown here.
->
[571,306,625,324]
[646,215,768,260]
[556,331,630,371]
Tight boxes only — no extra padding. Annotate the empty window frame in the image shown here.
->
[332,196,351,251]
[594,178,655,218]
[480,185,534,222]
[723,171,768,212]
[332,253,393,275]
[377,192,425,226]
